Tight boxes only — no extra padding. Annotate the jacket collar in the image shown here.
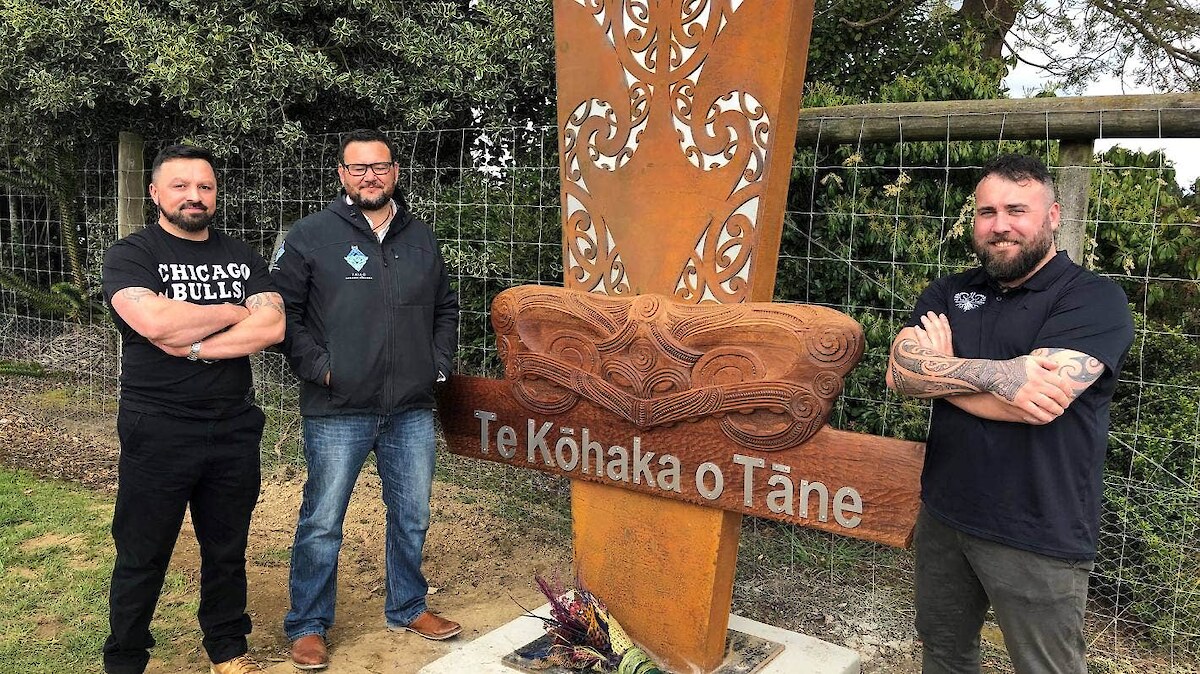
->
[328,194,411,238]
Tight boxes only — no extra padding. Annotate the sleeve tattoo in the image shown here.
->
[892,337,1029,401]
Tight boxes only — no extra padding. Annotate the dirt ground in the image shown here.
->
[0,374,940,673]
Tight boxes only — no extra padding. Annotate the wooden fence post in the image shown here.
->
[117,132,145,239]
[1056,141,1094,267]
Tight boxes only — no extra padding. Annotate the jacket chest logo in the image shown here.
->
[953,291,986,311]
[344,245,369,272]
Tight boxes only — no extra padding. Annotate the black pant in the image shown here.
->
[103,406,264,674]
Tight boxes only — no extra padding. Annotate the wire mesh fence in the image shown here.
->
[1,105,1197,671]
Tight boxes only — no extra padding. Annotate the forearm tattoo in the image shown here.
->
[892,337,1028,401]
[246,292,285,317]
[118,287,155,303]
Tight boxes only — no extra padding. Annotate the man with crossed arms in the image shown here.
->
[102,144,283,674]
[887,154,1133,673]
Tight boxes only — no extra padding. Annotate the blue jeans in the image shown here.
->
[284,409,436,641]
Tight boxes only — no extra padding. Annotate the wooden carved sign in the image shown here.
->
[437,1,925,671]
[439,287,924,547]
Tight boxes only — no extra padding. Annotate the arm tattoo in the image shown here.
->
[246,292,285,317]
[1032,348,1104,397]
[118,287,155,303]
[892,337,1028,401]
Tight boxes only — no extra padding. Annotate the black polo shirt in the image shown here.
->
[907,251,1133,559]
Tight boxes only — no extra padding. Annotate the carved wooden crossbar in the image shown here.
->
[496,288,863,449]
[440,287,924,547]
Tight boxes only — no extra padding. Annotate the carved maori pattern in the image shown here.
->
[561,0,770,302]
[671,84,768,303]
[494,286,864,450]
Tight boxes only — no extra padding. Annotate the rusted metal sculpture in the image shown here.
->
[436,2,925,672]
[556,0,812,301]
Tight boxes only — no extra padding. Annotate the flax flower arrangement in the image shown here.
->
[527,576,664,674]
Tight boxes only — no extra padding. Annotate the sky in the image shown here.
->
[1004,64,1199,191]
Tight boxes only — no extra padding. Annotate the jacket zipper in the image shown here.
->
[377,228,397,411]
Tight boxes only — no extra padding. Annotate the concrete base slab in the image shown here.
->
[418,604,861,674]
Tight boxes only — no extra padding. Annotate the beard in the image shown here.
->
[161,203,213,233]
[974,218,1055,284]
[348,184,394,211]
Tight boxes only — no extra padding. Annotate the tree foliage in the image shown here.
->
[807,0,1200,97]
[985,0,1200,93]
[0,0,554,156]
[1090,146,1200,328]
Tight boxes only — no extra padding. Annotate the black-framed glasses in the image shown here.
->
[341,162,395,176]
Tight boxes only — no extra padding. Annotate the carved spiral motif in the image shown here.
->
[806,327,854,364]
[632,294,661,320]
[788,387,824,425]
[491,296,517,334]
[813,370,843,399]
[548,333,601,373]
[629,337,657,372]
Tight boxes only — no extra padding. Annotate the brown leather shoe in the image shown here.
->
[290,634,329,670]
[390,611,462,640]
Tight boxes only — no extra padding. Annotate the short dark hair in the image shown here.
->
[151,144,215,181]
[339,129,395,164]
[978,154,1056,201]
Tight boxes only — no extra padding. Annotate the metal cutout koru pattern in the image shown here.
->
[558,0,773,303]
[492,286,864,451]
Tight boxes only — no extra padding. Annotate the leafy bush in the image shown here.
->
[1096,315,1200,649]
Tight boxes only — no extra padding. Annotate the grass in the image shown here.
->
[434,450,572,537]
[0,468,195,672]
[26,378,119,418]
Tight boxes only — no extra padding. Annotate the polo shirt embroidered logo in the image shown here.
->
[953,291,987,311]
[344,245,368,272]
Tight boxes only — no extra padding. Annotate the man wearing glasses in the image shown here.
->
[271,129,460,669]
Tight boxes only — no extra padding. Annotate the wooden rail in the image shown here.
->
[796,94,1200,145]
[793,94,1200,267]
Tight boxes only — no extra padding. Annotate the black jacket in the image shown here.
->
[271,196,459,416]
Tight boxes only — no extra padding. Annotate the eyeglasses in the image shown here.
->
[341,162,395,176]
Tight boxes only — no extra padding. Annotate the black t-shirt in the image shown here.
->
[907,251,1134,560]
[102,223,274,419]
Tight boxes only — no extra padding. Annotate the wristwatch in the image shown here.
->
[187,341,203,361]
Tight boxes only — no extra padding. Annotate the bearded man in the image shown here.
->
[270,129,460,669]
[102,144,284,674]
[886,154,1134,673]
